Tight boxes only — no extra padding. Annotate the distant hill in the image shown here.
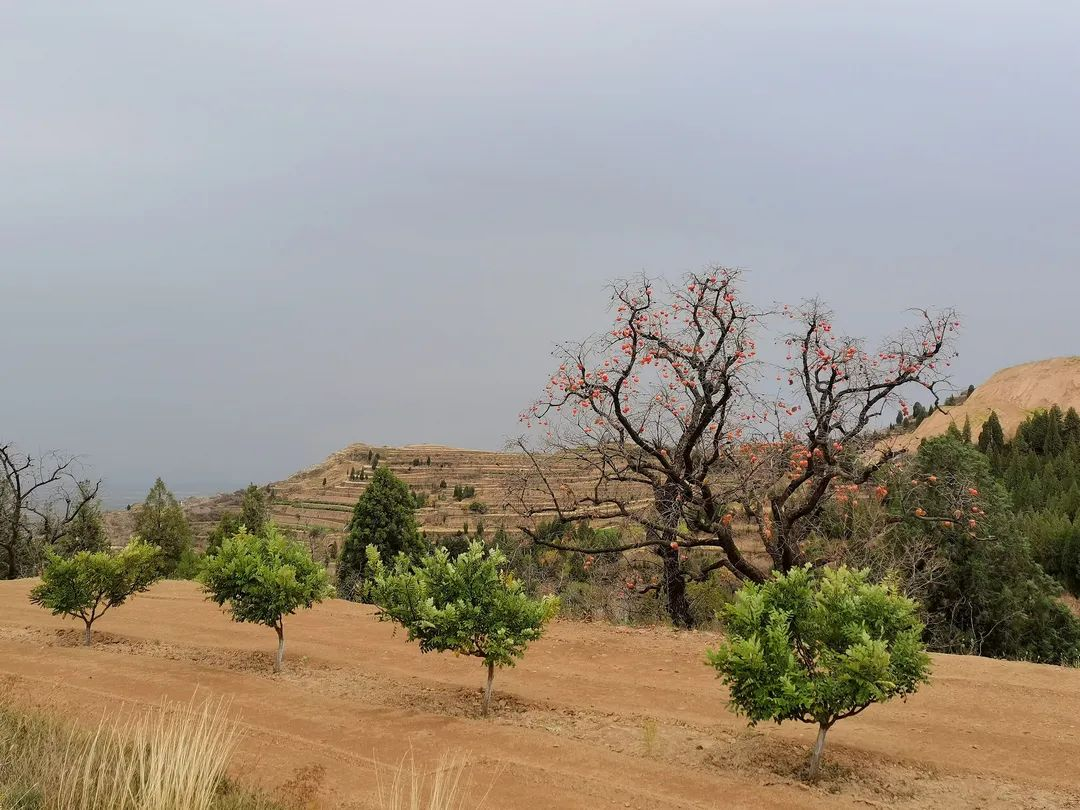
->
[894,357,1080,449]
[122,442,641,549]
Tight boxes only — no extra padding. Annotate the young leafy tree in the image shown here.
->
[199,524,331,673]
[366,541,559,715]
[135,478,193,573]
[29,539,162,645]
[338,466,425,601]
[707,566,930,780]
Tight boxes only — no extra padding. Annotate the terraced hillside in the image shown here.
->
[264,443,647,549]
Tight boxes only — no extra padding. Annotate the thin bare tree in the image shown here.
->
[0,443,101,578]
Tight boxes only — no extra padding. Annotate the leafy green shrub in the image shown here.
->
[199,525,331,672]
[707,566,930,780]
[30,539,162,645]
[366,541,559,715]
[467,500,487,514]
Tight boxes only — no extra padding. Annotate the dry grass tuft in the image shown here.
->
[375,750,490,810]
[0,695,274,810]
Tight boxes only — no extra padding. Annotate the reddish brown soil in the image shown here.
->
[2,580,1079,809]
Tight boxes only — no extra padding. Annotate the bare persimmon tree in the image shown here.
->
[513,268,959,627]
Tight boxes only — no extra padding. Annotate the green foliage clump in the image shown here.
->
[338,467,425,601]
[468,500,487,514]
[134,478,193,574]
[29,539,162,645]
[207,513,243,553]
[892,436,1080,663]
[366,541,559,714]
[199,525,331,672]
[707,566,930,779]
[451,484,476,502]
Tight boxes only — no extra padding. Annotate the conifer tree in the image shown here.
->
[338,467,425,600]
[977,411,1005,453]
[134,478,192,573]
[911,402,927,425]
[1064,408,1080,444]
[240,483,269,533]
[1046,407,1065,455]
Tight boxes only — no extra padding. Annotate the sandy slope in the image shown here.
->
[2,580,1079,809]
[894,356,1080,450]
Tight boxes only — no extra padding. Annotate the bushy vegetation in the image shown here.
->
[833,435,1080,664]
[200,525,331,672]
[338,467,425,601]
[451,485,475,502]
[708,566,930,779]
[366,541,559,714]
[30,538,162,645]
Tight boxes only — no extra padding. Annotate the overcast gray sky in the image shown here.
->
[3,1,1079,506]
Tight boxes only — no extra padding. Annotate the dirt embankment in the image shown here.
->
[2,579,1079,809]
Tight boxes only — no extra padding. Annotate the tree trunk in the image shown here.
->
[83,621,93,647]
[482,661,495,716]
[274,622,285,673]
[661,545,693,629]
[807,722,830,781]
[5,509,18,579]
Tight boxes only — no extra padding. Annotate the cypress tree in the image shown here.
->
[338,467,425,601]
[134,478,192,573]
[240,483,269,533]
[1064,408,1080,445]
[1046,407,1065,455]
[978,411,1005,453]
